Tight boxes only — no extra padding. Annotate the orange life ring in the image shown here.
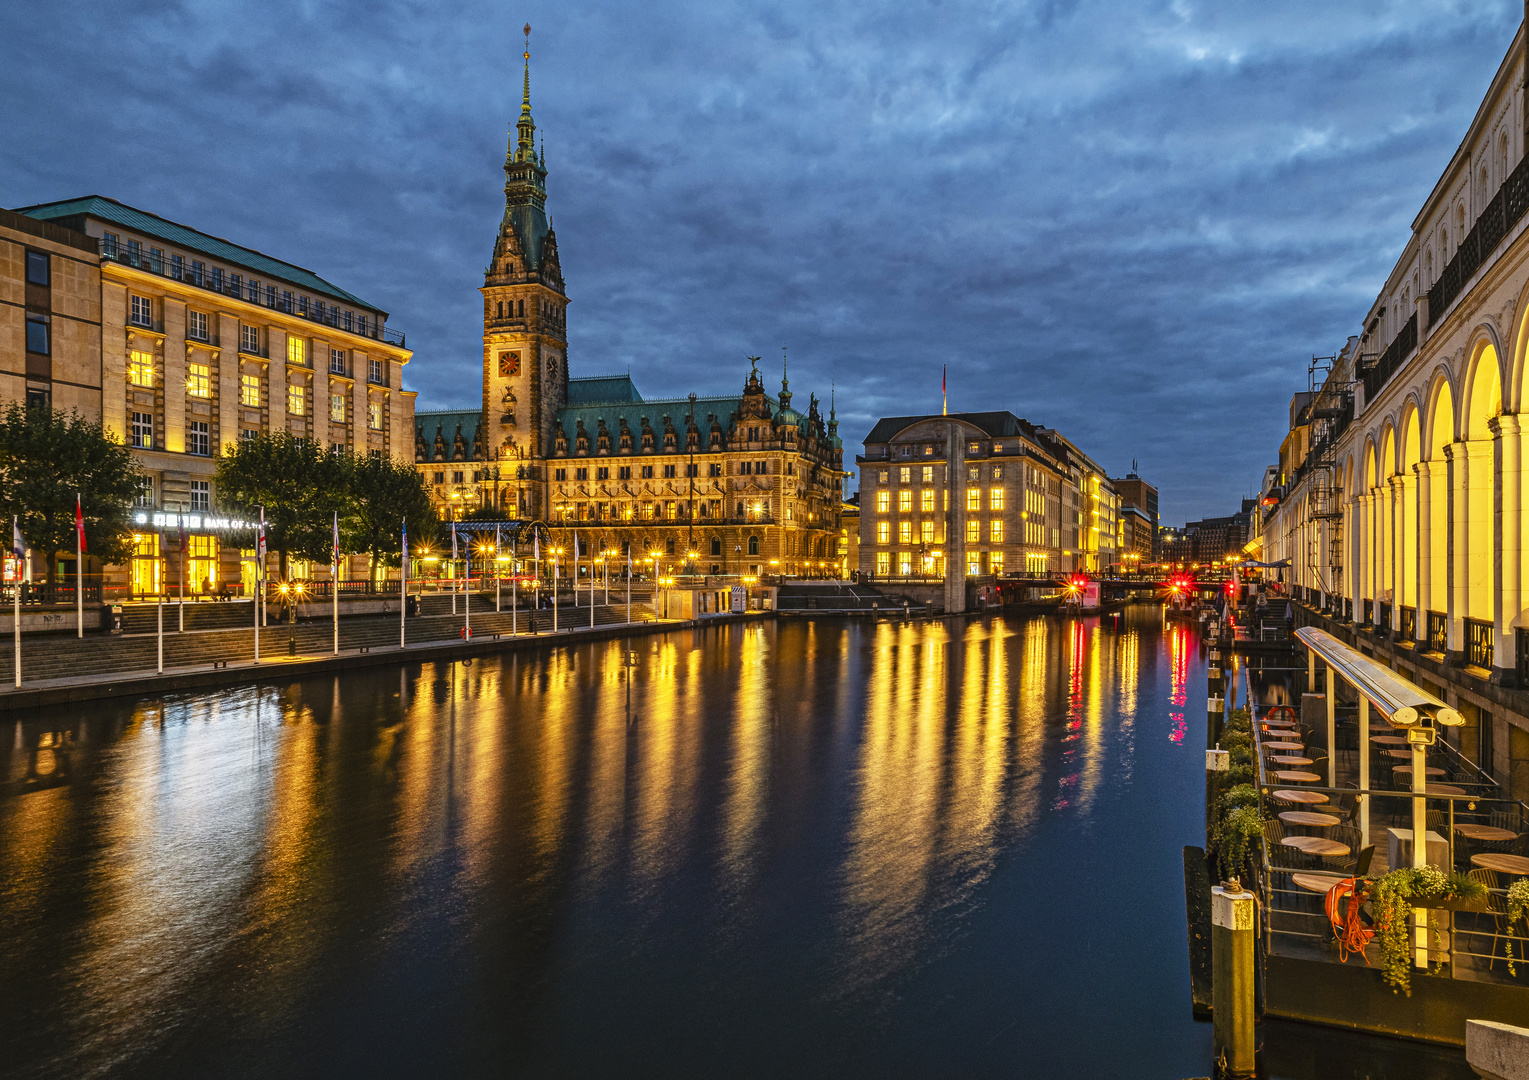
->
[460,626,472,640]
[1325,877,1373,962]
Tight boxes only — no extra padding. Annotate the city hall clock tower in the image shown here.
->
[482,26,567,517]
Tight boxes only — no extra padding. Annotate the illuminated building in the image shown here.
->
[854,410,1121,581]
[414,40,846,578]
[11,196,416,595]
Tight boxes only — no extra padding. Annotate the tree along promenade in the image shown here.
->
[0,600,692,712]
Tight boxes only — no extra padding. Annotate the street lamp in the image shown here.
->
[278,579,307,655]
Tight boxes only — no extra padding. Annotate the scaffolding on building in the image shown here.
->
[1300,352,1353,600]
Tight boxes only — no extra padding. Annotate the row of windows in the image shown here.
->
[873,519,1008,544]
[550,500,795,522]
[128,351,382,427]
[127,295,388,383]
[552,461,763,482]
[873,551,1010,575]
[105,233,373,336]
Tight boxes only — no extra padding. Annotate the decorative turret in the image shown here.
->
[779,344,792,412]
[490,24,557,290]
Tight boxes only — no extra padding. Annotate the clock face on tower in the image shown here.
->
[547,355,558,378]
[498,350,520,377]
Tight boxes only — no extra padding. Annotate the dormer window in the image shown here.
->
[641,431,655,451]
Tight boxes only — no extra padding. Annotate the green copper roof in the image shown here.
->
[566,375,643,404]
[416,409,485,461]
[13,196,380,313]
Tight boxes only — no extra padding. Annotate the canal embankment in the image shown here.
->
[0,606,775,713]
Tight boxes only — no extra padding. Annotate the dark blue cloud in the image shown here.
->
[2,0,1519,520]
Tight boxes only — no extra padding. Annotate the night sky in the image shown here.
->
[3,1,1520,522]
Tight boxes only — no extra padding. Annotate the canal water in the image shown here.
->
[0,610,1472,1079]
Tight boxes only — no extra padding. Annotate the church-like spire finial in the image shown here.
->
[781,343,789,394]
[513,23,536,163]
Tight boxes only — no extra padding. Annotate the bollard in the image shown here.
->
[1211,885,1257,1078]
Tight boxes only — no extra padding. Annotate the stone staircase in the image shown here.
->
[0,603,655,684]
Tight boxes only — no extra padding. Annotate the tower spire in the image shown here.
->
[778,343,792,410]
[514,23,536,163]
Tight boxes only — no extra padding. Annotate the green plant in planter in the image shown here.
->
[1218,805,1265,880]
[1369,866,1486,994]
[1503,879,1529,976]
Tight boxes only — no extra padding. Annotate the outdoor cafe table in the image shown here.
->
[1470,853,1529,877]
[1292,871,1348,894]
[1383,749,1415,760]
[1265,741,1303,751]
[1272,789,1329,805]
[1455,824,1518,842]
[1391,764,1446,778]
[1279,811,1339,828]
[1426,784,1468,796]
[1274,770,1322,783]
[1273,755,1314,767]
[1371,735,1409,746]
[1282,836,1351,857]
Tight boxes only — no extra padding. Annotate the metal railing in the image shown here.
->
[1399,605,1416,643]
[1428,150,1529,330]
[1466,618,1494,669]
[1360,312,1418,405]
[99,236,405,347]
[1428,610,1448,653]
[0,582,104,605]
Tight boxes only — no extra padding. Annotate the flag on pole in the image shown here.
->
[12,516,22,559]
[256,520,266,559]
[451,526,458,560]
[533,529,539,561]
[332,510,340,564]
[402,519,408,563]
[75,495,86,554]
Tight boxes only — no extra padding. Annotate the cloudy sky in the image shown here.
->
[3,0,1521,521]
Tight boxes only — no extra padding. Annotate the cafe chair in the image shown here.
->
[1467,868,1508,971]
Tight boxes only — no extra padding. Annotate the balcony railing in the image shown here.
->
[1429,150,1529,330]
[1427,610,1447,653]
[1399,605,1416,643]
[99,236,405,347]
[0,582,104,605]
[1465,617,1494,669]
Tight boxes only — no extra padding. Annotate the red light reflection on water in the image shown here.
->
[1167,623,1189,743]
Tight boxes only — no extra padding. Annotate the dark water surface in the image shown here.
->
[0,612,1470,1078]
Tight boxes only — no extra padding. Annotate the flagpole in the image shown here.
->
[332,510,339,656]
[13,517,22,688]
[451,524,458,616]
[400,518,408,651]
[553,550,559,633]
[495,525,502,613]
[511,540,518,635]
[255,506,264,663]
[75,494,84,639]
[178,517,185,633]
[465,532,471,638]
[626,546,631,625]
[157,527,164,674]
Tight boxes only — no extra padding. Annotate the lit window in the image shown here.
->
[186,362,210,398]
[899,490,913,512]
[369,402,383,430]
[989,552,1004,575]
[240,373,259,407]
[990,520,1004,543]
[921,521,935,543]
[128,351,154,387]
[899,521,912,543]
[287,335,306,366]
[966,488,980,511]
[990,487,1004,511]
[992,465,1003,480]
[899,552,913,575]
[330,395,345,422]
[877,469,889,483]
[899,466,911,483]
[875,552,890,575]
[131,411,153,449]
[921,490,935,512]
[921,465,934,483]
[966,520,980,543]
[288,384,305,415]
[875,491,890,513]
[876,521,890,544]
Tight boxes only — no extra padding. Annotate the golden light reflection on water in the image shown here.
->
[0,610,1193,1073]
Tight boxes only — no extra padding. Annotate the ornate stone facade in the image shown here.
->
[414,44,845,578]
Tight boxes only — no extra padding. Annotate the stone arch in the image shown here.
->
[1422,368,1457,460]
[1508,275,1529,413]
[1462,331,1505,441]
